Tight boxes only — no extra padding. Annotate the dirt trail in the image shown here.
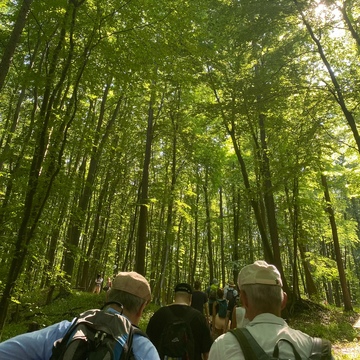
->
[333,341,360,358]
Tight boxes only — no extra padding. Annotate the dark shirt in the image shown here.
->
[146,304,213,360]
[191,290,208,314]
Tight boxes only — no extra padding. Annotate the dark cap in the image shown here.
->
[175,283,192,294]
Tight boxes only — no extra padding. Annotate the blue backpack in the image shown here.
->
[50,307,144,360]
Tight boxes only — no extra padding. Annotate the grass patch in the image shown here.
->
[288,300,358,343]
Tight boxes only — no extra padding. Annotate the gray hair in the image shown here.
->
[241,284,284,314]
[107,289,146,314]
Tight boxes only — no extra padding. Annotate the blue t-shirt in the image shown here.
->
[0,312,160,360]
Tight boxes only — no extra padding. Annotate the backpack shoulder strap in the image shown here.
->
[114,316,148,360]
[272,338,302,360]
[229,328,269,360]
[309,337,332,359]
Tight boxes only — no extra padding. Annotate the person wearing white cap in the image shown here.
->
[208,260,333,360]
[0,271,160,360]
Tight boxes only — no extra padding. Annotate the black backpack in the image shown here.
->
[158,307,195,360]
[226,288,235,302]
[50,307,145,360]
[230,327,332,360]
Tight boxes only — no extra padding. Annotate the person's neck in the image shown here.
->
[172,301,190,306]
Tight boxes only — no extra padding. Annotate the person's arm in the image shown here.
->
[0,319,72,360]
[204,301,210,323]
[211,301,217,335]
[133,333,160,360]
[230,306,237,329]
[224,309,231,332]
[202,351,209,359]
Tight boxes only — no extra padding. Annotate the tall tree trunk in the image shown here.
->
[157,115,178,301]
[191,186,200,285]
[210,83,274,264]
[63,87,121,280]
[219,187,226,285]
[338,1,360,48]
[258,113,290,295]
[295,0,360,153]
[204,169,215,282]
[0,0,33,91]
[298,243,318,299]
[321,174,353,311]
[136,91,155,275]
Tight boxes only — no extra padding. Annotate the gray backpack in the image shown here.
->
[51,307,145,360]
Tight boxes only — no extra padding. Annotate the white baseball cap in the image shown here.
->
[238,260,282,287]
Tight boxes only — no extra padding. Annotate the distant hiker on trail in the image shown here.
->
[206,278,219,317]
[224,281,239,330]
[191,280,210,321]
[103,276,112,291]
[93,273,103,294]
[0,271,160,360]
[146,282,213,360]
[211,288,228,339]
[208,260,333,360]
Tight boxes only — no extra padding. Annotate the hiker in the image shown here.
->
[211,288,228,339]
[208,260,333,359]
[93,273,103,294]
[146,282,213,360]
[103,276,112,291]
[224,281,238,330]
[206,278,219,317]
[223,280,237,301]
[0,271,160,360]
[191,280,210,321]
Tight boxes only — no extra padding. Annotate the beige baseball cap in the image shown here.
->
[238,260,282,287]
[112,271,151,302]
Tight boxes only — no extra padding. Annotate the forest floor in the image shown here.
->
[333,341,360,358]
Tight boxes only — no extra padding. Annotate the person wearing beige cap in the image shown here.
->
[208,261,333,360]
[0,271,160,360]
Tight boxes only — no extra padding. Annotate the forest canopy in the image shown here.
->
[0,0,360,331]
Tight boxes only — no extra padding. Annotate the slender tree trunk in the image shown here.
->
[295,0,360,153]
[0,0,33,91]
[338,1,360,48]
[258,113,290,295]
[219,187,226,285]
[298,243,318,298]
[63,87,121,280]
[321,174,353,311]
[204,169,215,282]
[136,91,155,275]
[191,187,200,284]
[231,183,240,283]
[157,116,177,301]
